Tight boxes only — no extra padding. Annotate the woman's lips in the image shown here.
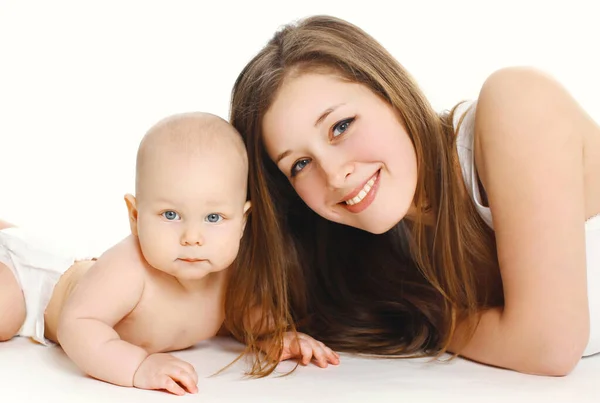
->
[340,170,380,214]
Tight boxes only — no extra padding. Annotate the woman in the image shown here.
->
[224,15,600,376]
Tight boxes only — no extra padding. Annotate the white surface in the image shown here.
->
[1,337,599,403]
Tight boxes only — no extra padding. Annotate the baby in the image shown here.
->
[0,113,338,396]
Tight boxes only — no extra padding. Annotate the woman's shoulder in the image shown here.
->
[453,67,558,145]
[469,66,579,218]
[471,65,578,168]
[479,66,560,96]
[475,66,570,132]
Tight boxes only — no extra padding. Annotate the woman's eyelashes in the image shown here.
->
[291,158,310,177]
[289,117,356,177]
[331,117,354,139]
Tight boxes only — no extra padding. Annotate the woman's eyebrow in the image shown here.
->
[314,103,345,127]
[275,103,347,164]
[275,150,291,165]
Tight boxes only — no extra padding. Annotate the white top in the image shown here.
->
[454,100,600,356]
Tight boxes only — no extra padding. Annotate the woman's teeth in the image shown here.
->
[345,177,375,206]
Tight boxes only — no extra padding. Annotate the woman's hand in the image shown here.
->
[279,332,340,368]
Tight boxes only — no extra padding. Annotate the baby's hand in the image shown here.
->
[280,332,340,368]
[133,353,198,396]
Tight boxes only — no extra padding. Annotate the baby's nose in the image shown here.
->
[181,227,204,246]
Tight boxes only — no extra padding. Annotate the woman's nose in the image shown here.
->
[321,158,354,189]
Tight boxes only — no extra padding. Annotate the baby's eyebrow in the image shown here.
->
[152,196,177,206]
[202,199,230,207]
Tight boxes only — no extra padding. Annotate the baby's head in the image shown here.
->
[125,112,250,281]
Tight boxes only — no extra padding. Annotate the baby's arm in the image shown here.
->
[57,236,148,387]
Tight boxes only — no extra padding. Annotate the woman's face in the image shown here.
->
[262,72,418,234]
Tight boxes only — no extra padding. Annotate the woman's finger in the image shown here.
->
[322,345,340,365]
[300,340,315,365]
[309,341,329,368]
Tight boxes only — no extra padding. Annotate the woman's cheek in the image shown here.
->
[294,178,323,210]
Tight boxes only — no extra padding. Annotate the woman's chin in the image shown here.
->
[348,217,401,235]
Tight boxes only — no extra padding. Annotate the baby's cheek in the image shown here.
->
[220,230,244,267]
[139,226,172,265]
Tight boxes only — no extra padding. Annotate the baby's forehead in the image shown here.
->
[139,152,246,192]
[140,185,247,211]
[158,145,246,174]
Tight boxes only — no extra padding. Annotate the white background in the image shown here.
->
[1,0,599,255]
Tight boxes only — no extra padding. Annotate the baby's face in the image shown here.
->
[133,149,249,281]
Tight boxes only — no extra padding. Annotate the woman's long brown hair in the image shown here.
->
[225,15,504,370]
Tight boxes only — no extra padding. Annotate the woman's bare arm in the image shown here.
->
[452,67,592,375]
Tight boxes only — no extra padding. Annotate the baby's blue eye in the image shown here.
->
[206,213,222,223]
[162,211,180,220]
[291,158,310,177]
[332,118,354,138]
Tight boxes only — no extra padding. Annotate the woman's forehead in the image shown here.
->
[266,74,364,123]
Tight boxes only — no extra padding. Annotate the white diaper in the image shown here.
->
[0,227,91,346]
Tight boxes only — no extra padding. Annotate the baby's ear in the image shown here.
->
[241,201,252,236]
[124,194,139,236]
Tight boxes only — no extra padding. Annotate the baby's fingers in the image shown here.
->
[167,367,198,394]
[160,375,186,396]
[176,361,199,391]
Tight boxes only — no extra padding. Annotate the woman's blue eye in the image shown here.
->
[162,211,180,220]
[291,158,310,177]
[332,118,354,138]
[205,213,222,223]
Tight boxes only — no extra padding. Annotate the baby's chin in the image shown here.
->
[175,271,212,281]
[175,262,231,280]
[170,268,215,283]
